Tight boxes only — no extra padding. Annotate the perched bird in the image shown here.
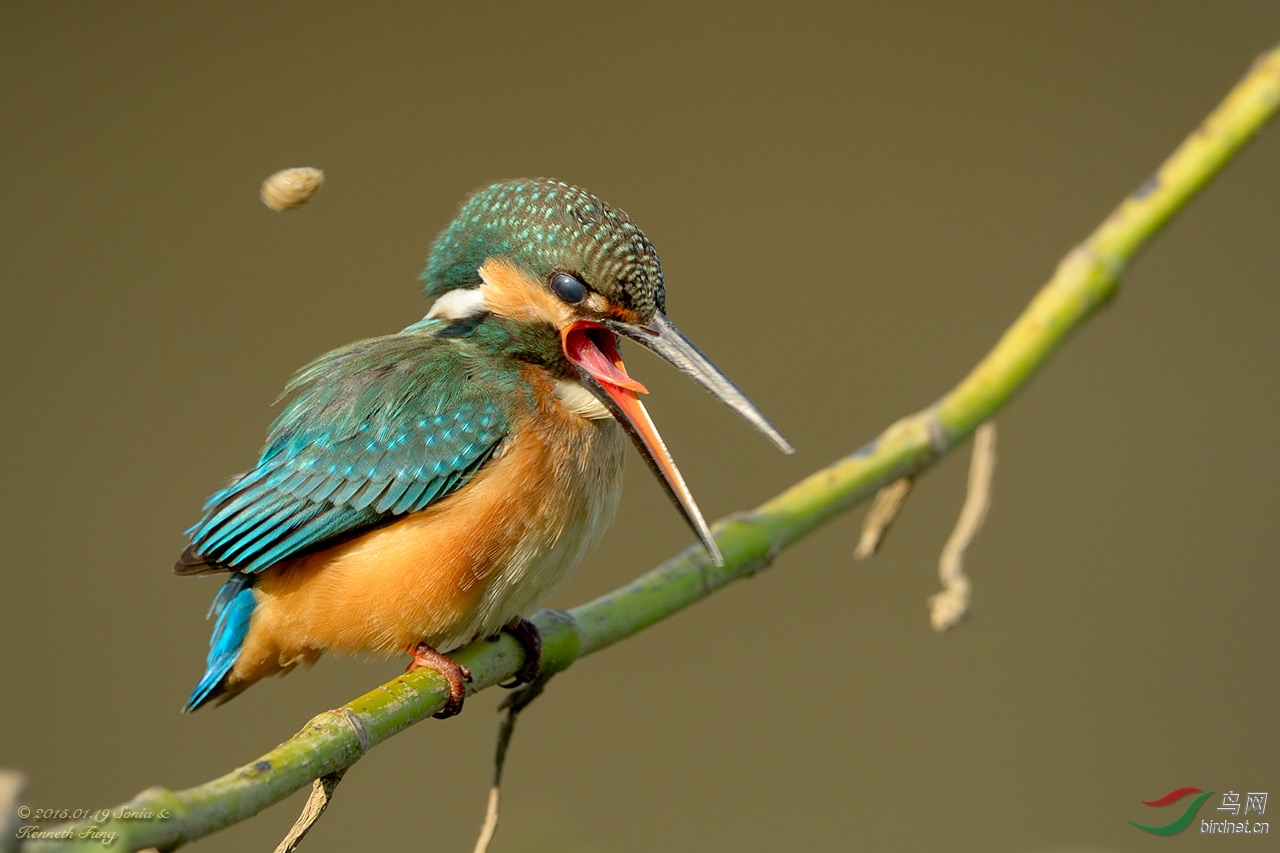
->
[177,178,791,715]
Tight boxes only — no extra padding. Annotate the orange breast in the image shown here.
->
[222,365,624,695]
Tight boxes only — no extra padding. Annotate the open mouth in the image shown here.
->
[560,320,714,560]
[561,322,648,394]
[558,312,790,567]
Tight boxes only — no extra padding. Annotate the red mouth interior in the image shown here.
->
[562,323,649,394]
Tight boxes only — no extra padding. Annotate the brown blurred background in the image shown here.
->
[3,3,1277,851]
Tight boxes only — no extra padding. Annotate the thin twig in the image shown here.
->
[473,676,554,853]
[854,478,913,559]
[273,772,345,853]
[929,422,997,631]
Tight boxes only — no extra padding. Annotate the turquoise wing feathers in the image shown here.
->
[177,333,510,575]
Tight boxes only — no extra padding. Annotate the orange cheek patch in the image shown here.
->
[478,257,570,327]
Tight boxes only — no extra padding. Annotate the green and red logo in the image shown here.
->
[1127,787,1215,835]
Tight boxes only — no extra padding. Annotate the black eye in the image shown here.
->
[550,273,587,305]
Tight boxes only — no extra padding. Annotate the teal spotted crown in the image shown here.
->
[422,178,666,319]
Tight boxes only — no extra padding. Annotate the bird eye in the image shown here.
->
[550,273,587,305]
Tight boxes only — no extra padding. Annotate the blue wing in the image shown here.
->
[176,333,510,575]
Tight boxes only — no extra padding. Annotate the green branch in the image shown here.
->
[20,43,1279,853]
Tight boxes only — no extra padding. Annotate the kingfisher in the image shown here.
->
[177,178,792,716]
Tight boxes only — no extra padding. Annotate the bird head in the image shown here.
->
[421,178,792,564]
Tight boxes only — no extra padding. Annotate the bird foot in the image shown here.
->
[405,643,472,718]
[499,616,542,688]
[496,614,542,686]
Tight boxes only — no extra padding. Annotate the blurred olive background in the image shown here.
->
[3,3,1278,851]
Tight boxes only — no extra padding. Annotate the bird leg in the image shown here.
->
[499,617,542,688]
[405,643,472,718]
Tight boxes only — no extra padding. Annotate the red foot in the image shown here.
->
[500,617,542,688]
[405,643,472,718]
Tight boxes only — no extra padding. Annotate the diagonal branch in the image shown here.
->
[20,42,1280,853]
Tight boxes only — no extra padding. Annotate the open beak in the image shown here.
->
[562,312,792,566]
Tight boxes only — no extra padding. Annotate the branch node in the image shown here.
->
[335,707,370,753]
[925,415,951,456]
[1063,241,1126,288]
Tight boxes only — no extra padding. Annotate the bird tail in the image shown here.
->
[183,572,257,712]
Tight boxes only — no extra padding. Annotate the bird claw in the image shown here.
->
[405,643,472,718]
[498,617,542,689]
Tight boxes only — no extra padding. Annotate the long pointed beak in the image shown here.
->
[606,311,794,455]
[562,315,792,566]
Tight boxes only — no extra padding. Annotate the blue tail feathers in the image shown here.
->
[184,572,257,712]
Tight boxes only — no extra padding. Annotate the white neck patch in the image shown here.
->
[425,287,487,322]
[553,379,612,420]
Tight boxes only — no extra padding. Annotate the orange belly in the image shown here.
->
[222,374,625,697]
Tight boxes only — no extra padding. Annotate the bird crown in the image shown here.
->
[422,178,665,320]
